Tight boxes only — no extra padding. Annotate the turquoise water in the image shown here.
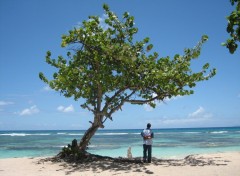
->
[0,127,240,159]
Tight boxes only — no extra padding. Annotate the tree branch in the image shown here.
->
[125,96,159,104]
[106,90,136,118]
[125,88,170,104]
[81,104,94,113]
[101,87,127,114]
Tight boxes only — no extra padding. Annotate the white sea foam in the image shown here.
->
[95,133,128,135]
[57,132,83,135]
[0,133,28,136]
[0,133,50,136]
[132,133,141,135]
[88,145,98,148]
[58,145,67,148]
[57,133,67,135]
[68,133,84,136]
[206,143,218,147]
[210,131,228,134]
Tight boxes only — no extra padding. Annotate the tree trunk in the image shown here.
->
[78,115,103,151]
[79,124,99,151]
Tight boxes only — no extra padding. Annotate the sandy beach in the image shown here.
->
[0,152,239,176]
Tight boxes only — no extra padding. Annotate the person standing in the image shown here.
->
[141,123,154,163]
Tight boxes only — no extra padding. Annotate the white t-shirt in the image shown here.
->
[142,129,153,145]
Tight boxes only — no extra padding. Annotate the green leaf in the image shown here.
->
[146,44,153,51]
[123,12,129,18]
[67,52,71,57]
[174,54,180,59]
[143,37,150,43]
[39,72,48,83]
[203,63,210,69]
[53,73,58,79]
[46,51,51,57]
[201,35,208,42]
[103,4,109,11]
[189,90,194,94]
[105,19,110,24]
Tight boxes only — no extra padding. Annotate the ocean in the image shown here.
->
[0,127,240,159]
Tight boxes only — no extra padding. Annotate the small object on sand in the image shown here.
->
[127,147,132,159]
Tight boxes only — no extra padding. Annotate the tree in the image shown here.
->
[39,4,216,152]
[223,0,240,54]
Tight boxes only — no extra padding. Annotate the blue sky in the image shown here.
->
[0,0,239,130]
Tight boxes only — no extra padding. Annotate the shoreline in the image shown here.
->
[1,127,239,160]
[0,151,240,176]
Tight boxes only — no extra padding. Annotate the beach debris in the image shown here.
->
[59,139,87,161]
[71,139,78,152]
[127,147,133,159]
[183,155,229,166]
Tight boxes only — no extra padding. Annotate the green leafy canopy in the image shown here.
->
[39,4,216,123]
[223,0,240,54]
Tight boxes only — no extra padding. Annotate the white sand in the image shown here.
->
[0,152,240,176]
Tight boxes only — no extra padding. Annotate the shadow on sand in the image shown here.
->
[37,154,230,175]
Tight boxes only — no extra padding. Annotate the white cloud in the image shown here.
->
[0,101,14,106]
[188,106,212,119]
[148,116,210,127]
[57,105,74,113]
[164,95,182,102]
[188,106,204,118]
[144,104,154,112]
[57,106,65,111]
[159,117,206,125]
[146,106,213,127]
[42,86,53,92]
[19,105,40,116]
